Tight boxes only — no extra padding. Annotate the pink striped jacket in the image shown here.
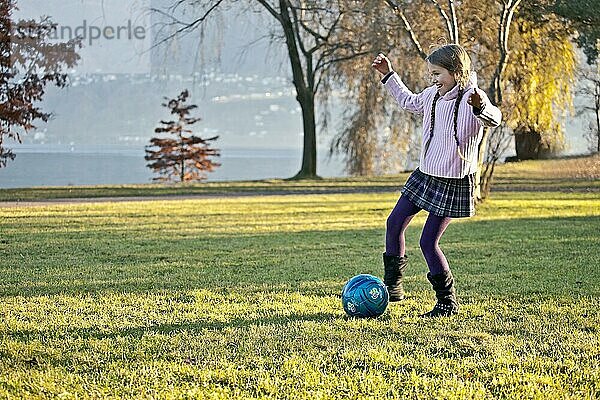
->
[382,71,502,178]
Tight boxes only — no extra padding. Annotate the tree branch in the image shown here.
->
[149,0,227,50]
[491,0,522,104]
[288,2,310,56]
[314,48,373,94]
[256,0,283,23]
[447,0,459,44]
[430,0,453,42]
[383,0,428,59]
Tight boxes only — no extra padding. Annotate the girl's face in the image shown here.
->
[427,62,457,95]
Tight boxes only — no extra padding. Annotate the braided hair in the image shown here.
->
[452,88,469,162]
[422,92,440,158]
[424,45,472,163]
[424,88,469,162]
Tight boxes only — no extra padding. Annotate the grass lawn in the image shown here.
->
[0,154,598,202]
[0,156,599,398]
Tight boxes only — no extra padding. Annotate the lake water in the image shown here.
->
[0,131,592,189]
[0,145,347,188]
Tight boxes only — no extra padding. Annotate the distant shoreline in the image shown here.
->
[0,147,348,189]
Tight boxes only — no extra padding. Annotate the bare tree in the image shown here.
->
[145,90,221,182]
[154,0,373,179]
[0,0,80,167]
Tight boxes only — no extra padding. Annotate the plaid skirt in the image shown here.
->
[401,168,476,218]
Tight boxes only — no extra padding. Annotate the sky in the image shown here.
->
[14,0,288,75]
[16,0,153,74]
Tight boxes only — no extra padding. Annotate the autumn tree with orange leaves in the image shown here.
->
[145,90,220,182]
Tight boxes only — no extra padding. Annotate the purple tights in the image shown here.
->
[385,195,452,275]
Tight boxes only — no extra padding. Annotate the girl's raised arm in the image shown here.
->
[467,88,502,127]
[372,53,392,75]
[374,53,426,115]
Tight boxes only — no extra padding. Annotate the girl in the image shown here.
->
[372,44,501,318]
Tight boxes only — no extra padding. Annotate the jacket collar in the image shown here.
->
[440,84,460,101]
[438,71,478,101]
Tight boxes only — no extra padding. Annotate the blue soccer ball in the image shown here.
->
[342,274,389,318]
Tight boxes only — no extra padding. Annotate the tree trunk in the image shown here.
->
[475,128,489,200]
[292,88,318,179]
[475,0,521,202]
[180,135,185,182]
[596,83,600,152]
[597,112,600,153]
[275,0,319,179]
[596,103,600,153]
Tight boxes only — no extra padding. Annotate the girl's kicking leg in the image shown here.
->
[419,213,452,275]
[383,195,421,301]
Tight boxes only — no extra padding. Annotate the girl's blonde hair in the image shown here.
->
[426,44,472,89]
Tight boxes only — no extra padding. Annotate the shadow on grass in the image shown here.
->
[1,216,598,298]
[0,182,404,203]
[7,311,341,343]
[491,177,600,192]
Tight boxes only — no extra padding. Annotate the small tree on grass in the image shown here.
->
[145,90,220,182]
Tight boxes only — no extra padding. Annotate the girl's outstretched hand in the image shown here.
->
[372,53,392,75]
[467,88,483,109]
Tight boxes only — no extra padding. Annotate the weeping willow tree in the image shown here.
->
[329,77,378,175]
[327,1,440,176]
[504,17,577,159]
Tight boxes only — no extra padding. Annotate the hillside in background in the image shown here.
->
[7,0,595,176]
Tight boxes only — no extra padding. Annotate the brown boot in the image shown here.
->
[383,253,409,301]
[420,270,459,318]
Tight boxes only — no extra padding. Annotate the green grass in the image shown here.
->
[1,157,599,398]
[0,176,405,202]
[0,154,598,202]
